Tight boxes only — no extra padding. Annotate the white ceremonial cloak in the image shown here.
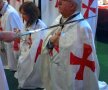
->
[1,2,23,70]
[15,19,47,89]
[41,13,100,90]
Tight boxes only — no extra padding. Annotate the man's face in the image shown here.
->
[58,0,71,12]
[58,0,76,17]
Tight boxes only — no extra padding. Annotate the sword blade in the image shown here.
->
[19,15,97,37]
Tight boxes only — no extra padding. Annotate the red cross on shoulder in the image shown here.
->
[70,43,95,80]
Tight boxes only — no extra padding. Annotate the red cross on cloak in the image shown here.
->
[0,21,3,31]
[82,0,96,18]
[34,39,43,63]
[70,43,95,80]
[13,29,20,51]
[49,0,59,8]
[13,38,20,51]
[0,27,2,31]
[49,45,59,56]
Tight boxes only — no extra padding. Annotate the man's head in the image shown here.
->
[58,0,81,18]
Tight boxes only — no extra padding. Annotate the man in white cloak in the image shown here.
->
[41,0,100,90]
[15,20,47,89]
[0,0,23,70]
[14,1,47,89]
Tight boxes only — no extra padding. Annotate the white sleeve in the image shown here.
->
[6,12,23,31]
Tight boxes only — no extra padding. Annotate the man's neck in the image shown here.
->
[62,9,77,18]
[62,12,75,18]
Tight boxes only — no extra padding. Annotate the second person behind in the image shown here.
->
[15,1,47,89]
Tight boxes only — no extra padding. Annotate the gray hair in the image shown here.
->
[71,0,81,11]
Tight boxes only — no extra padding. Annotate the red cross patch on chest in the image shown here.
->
[70,43,95,80]
[0,21,3,31]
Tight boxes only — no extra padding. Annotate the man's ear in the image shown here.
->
[70,3,77,12]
